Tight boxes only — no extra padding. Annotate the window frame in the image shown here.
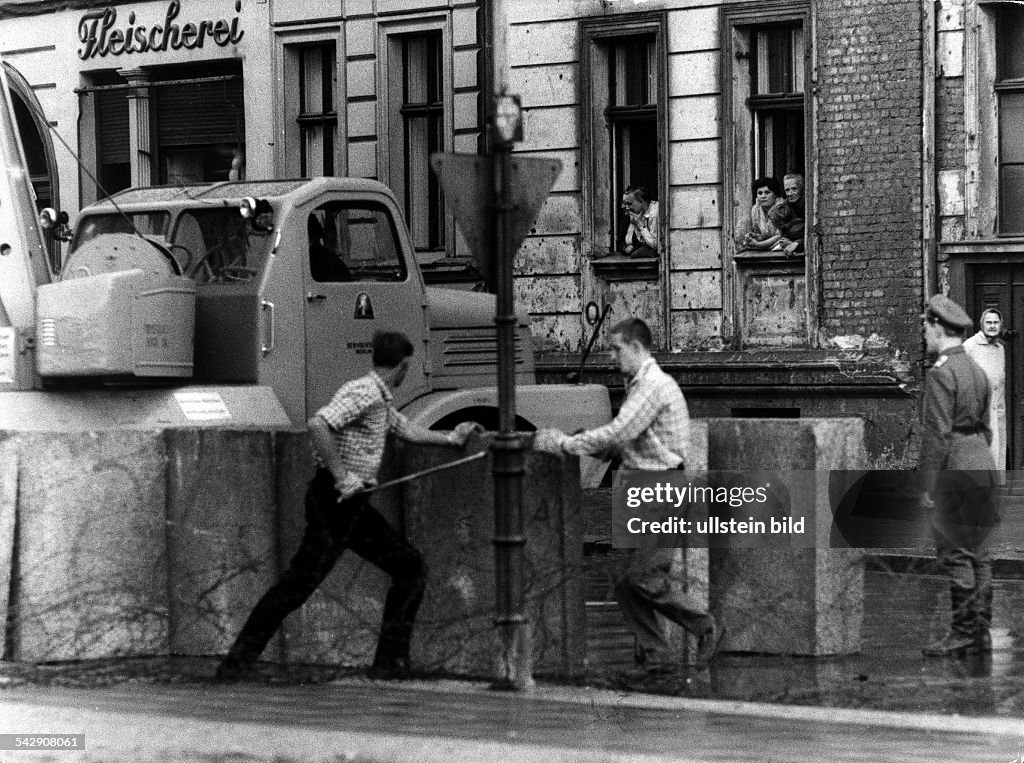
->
[296,42,339,178]
[580,13,669,265]
[721,1,815,347]
[276,27,346,180]
[993,3,1024,235]
[377,16,454,265]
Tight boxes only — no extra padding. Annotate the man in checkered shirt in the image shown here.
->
[535,317,723,670]
[217,331,480,681]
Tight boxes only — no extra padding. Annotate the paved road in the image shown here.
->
[2,678,1023,762]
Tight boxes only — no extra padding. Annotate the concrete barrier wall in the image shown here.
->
[0,417,866,667]
[0,428,585,676]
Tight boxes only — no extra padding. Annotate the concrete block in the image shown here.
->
[278,430,391,666]
[13,431,168,661]
[165,429,281,657]
[398,434,586,676]
[281,432,585,676]
[708,418,866,656]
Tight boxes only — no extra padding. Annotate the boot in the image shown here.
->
[923,585,979,657]
[976,582,994,653]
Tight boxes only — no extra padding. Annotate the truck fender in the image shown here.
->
[400,384,612,488]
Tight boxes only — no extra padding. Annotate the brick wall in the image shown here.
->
[816,0,924,354]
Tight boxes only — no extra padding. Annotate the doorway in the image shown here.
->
[969,264,1019,468]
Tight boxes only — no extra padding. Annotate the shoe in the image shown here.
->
[214,656,254,682]
[922,631,978,657]
[695,620,725,666]
[367,657,412,680]
[633,639,657,667]
[977,628,993,653]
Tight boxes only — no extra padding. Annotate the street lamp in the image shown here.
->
[494,94,523,145]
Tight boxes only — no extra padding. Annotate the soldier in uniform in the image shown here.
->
[919,294,999,656]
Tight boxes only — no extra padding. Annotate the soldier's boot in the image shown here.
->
[923,586,979,657]
[976,585,994,653]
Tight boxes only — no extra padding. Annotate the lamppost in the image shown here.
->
[488,91,532,690]
[430,3,560,689]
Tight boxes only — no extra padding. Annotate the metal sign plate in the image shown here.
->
[430,153,563,286]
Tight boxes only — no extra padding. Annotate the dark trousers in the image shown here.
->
[932,472,997,636]
[223,468,427,668]
[613,549,712,655]
[937,546,993,636]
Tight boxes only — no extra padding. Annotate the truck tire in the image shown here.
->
[429,406,536,433]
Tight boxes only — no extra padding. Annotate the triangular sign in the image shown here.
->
[431,152,563,289]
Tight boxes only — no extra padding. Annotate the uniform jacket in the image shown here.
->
[920,343,997,488]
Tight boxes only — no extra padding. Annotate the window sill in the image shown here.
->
[734,248,805,264]
[590,254,659,282]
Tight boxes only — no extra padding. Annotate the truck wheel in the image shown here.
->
[429,407,536,433]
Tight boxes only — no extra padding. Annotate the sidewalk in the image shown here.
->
[2,675,1023,762]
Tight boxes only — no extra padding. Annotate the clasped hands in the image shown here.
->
[533,428,569,459]
[446,420,484,447]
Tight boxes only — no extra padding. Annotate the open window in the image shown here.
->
[722,2,812,348]
[581,13,667,280]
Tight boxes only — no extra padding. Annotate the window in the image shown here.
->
[280,36,341,179]
[388,33,445,254]
[309,201,406,282]
[171,207,272,284]
[750,26,805,183]
[607,36,658,248]
[581,16,667,260]
[996,5,1024,234]
[82,62,245,197]
[297,43,337,178]
[153,63,245,185]
[91,72,130,198]
[723,2,812,347]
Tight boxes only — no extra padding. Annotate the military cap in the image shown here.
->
[923,293,973,331]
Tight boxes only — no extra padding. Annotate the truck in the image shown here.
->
[0,65,611,484]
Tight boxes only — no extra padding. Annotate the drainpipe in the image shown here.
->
[922,0,937,296]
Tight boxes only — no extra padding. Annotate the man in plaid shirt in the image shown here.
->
[217,331,480,681]
[535,317,723,670]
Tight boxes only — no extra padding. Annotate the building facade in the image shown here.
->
[0,0,1016,462]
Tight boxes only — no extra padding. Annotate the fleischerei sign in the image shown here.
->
[78,0,244,60]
